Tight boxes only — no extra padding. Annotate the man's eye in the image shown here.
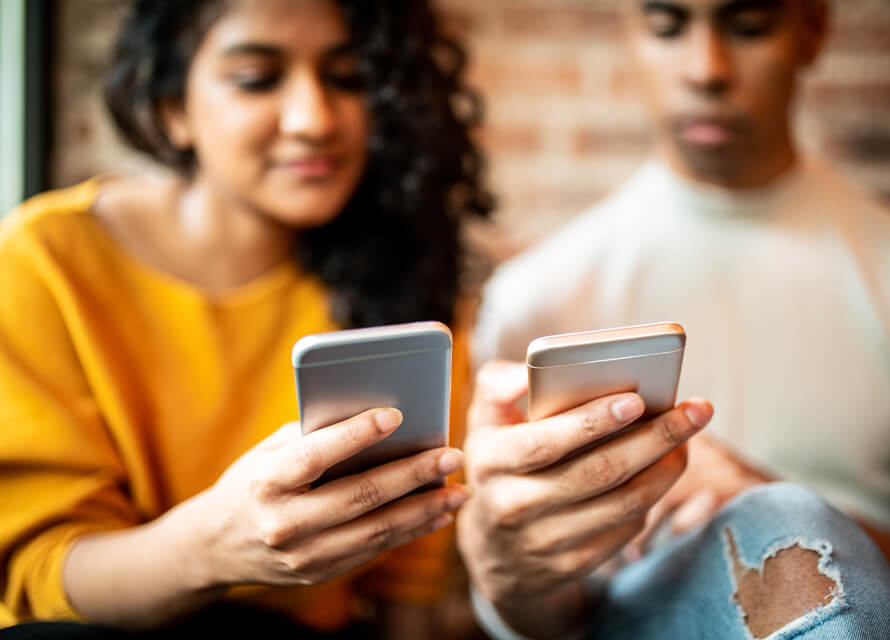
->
[646,10,686,38]
[727,11,777,38]
[233,73,280,92]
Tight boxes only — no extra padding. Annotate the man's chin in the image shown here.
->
[673,141,750,187]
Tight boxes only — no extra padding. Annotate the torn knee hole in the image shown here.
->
[723,528,840,639]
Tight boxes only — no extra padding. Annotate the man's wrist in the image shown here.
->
[471,580,594,640]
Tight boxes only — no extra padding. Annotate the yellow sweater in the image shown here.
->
[0,181,468,630]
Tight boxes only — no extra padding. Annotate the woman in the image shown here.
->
[0,0,491,636]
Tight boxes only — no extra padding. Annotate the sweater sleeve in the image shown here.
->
[0,217,140,624]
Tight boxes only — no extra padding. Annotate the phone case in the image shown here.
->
[527,322,685,420]
[292,321,452,483]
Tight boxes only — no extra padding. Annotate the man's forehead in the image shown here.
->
[631,0,786,13]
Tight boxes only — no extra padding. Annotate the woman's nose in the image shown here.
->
[279,71,338,141]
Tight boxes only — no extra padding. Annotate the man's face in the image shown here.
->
[623,0,826,187]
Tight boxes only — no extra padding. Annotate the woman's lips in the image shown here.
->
[274,156,341,179]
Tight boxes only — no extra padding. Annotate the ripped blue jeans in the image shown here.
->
[588,483,890,639]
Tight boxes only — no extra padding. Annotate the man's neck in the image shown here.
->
[659,138,799,191]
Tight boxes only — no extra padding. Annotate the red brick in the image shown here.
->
[573,128,651,156]
[476,125,543,154]
[499,6,621,40]
[468,58,583,95]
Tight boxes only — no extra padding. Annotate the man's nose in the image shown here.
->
[683,25,733,96]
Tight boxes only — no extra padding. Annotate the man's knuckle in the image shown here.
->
[344,420,367,447]
[521,429,557,467]
[621,485,650,520]
[627,516,646,537]
[579,411,604,438]
[467,438,497,481]
[675,445,690,471]
[658,412,688,446]
[351,478,385,509]
[490,494,531,529]
[523,530,561,556]
[555,550,586,576]
[584,451,620,487]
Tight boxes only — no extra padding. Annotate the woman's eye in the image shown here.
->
[646,10,686,38]
[233,73,281,92]
[324,70,366,93]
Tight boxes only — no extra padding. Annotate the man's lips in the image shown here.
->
[678,117,739,146]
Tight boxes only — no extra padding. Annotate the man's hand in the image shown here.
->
[456,361,713,639]
[625,434,772,561]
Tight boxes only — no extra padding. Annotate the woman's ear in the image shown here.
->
[159,99,193,150]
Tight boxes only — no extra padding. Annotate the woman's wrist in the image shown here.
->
[162,487,231,593]
[63,493,227,628]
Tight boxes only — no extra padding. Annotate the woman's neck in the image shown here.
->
[176,175,299,290]
[92,173,299,294]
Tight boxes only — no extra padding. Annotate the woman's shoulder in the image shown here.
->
[0,175,179,272]
[0,179,101,253]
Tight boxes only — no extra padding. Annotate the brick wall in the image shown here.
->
[51,0,890,262]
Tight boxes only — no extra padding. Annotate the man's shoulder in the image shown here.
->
[490,174,647,294]
[806,158,890,240]
[475,182,642,363]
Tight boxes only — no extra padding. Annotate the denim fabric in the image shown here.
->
[587,483,890,640]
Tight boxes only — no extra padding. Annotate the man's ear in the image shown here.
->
[159,99,193,150]
[799,0,829,67]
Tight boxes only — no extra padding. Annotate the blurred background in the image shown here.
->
[1,0,889,263]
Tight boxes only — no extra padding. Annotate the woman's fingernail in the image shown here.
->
[683,401,712,429]
[374,409,403,433]
[447,487,471,509]
[438,449,465,475]
[611,395,644,422]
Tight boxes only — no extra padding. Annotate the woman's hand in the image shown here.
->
[64,407,468,628]
[195,407,469,587]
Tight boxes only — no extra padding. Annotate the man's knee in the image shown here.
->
[723,526,840,638]
[722,483,852,536]
[716,483,890,638]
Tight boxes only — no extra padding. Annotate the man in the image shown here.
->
[458,1,890,638]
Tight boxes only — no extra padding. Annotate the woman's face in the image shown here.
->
[166,0,370,227]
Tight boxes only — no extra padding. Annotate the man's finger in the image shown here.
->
[518,448,687,554]
[671,487,720,535]
[467,360,529,430]
[536,399,711,503]
[472,392,645,476]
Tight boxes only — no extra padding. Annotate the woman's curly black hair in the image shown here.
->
[105,0,493,328]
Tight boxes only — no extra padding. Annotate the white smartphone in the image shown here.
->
[292,321,452,484]
[526,322,685,421]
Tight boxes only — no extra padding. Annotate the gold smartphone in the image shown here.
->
[526,322,685,421]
